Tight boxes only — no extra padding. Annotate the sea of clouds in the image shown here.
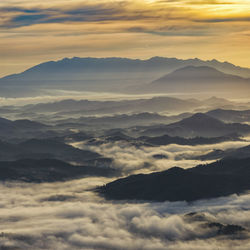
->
[1,107,250,249]
[73,139,250,175]
[0,177,249,250]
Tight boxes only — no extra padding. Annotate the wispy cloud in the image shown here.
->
[194,16,250,22]
[0,4,128,28]
[0,0,250,76]
[1,0,249,29]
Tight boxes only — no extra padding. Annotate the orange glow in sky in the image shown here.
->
[0,0,250,76]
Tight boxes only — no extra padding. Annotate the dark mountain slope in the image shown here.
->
[0,159,118,182]
[18,139,100,163]
[0,117,48,130]
[141,113,250,137]
[140,134,241,146]
[56,112,177,129]
[97,158,250,202]
[0,117,50,139]
[24,96,199,114]
[85,133,241,148]
[206,109,250,123]
[0,138,101,164]
[195,144,250,161]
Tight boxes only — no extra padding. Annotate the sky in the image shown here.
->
[0,0,250,77]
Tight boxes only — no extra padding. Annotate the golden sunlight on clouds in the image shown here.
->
[0,0,250,76]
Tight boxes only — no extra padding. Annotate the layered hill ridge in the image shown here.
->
[155,66,245,81]
[148,66,250,92]
[141,113,250,137]
[206,109,250,123]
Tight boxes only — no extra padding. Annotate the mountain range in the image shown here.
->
[3,57,250,79]
[22,96,200,114]
[206,109,250,123]
[84,131,241,147]
[19,96,249,118]
[139,113,250,137]
[1,57,250,97]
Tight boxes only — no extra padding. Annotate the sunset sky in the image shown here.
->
[1,0,250,77]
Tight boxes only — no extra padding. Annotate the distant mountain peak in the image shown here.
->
[178,113,225,127]
[175,65,218,71]
[149,64,249,93]
[158,65,232,79]
[184,112,222,121]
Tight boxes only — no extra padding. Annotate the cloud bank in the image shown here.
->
[1,0,250,76]
[0,178,249,250]
[73,139,250,174]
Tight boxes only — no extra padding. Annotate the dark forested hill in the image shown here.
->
[97,158,250,202]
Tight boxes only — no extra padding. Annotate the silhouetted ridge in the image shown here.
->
[141,112,250,137]
[0,159,118,182]
[141,133,240,146]
[2,57,250,79]
[97,158,250,202]
[206,109,250,123]
[148,65,250,93]
[152,66,247,84]
[168,65,228,77]
[178,113,224,127]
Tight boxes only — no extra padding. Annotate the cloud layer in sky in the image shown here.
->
[0,0,250,76]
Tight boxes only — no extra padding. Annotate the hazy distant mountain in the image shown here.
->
[204,96,234,106]
[85,132,153,147]
[0,138,101,164]
[148,66,250,93]
[97,157,250,202]
[24,97,199,114]
[1,57,250,97]
[0,117,47,130]
[85,132,241,148]
[140,113,250,137]
[12,119,48,129]
[2,57,250,80]
[0,117,49,139]
[56,112,193,129]
[18,139,100,163]
[22,96,246,119]
[140,134,241,146]
[206,109,250,123]
[0,159,118,182]
[194,144,250,161]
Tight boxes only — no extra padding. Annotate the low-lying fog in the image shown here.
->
[1,93,250,249]
[73,139,250,174]
[0,178,249,250]
[1,138,249,249]
[0,90,249,106]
